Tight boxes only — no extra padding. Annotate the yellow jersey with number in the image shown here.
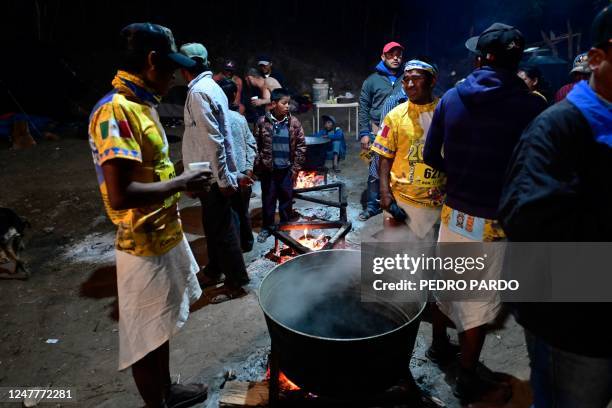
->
[371,100,445,208]
[88,70,183,256]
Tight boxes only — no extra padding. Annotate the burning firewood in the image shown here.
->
[294,171,325,189]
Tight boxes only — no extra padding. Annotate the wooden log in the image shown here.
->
[219,381,269,408]
[292,194,342,208]
[272,231,311,254]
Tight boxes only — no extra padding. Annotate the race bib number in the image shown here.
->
[406,143,443,187]
[409,163,443,187]
[448,209,485,241]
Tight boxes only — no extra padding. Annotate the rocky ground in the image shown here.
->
[1,111,535,408]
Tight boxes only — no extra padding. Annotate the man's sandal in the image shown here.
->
[209,286,248,304]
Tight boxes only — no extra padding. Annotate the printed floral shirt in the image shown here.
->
[88,70,183,256]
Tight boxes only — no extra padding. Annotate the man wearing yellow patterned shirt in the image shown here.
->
[372,59,445,240]
[89,23,212,408]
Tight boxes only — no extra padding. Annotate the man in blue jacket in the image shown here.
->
[423,23,547,404]
[358,42,405,221]
[499,7,612,407]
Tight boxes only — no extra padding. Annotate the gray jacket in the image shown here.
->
[182,71,238,188]
[227,110,257,173]
[358,69,404,139]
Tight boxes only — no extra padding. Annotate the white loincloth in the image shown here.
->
[383,202,441,242]
[435,222,505,333]
[115,235,201,370]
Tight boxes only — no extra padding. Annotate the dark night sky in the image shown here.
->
[0,0,607,118]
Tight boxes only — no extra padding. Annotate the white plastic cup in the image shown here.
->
[188,162,211,172]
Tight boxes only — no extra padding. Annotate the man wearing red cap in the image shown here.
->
[358,41,405,221]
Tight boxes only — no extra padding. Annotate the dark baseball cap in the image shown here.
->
[465,23,525,59]
[257,55,272,65]
[223,59,237,71]
[592,5,612,48]
[120,23,195,69]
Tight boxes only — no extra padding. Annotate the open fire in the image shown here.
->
[266,181,351,264]
[297,228,329,250]
[294,170,326,189]
[267,228,332,264]
[266,367,301,392]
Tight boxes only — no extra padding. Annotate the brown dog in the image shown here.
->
[0,208,30,279]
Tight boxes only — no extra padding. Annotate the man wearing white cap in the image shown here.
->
[256,54,286,88]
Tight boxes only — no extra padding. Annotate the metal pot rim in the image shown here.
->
[257,249,427,342]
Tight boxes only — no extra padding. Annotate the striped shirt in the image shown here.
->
[270,114,291,169]
[369,88,408,178]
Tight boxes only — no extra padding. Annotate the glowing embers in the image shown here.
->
[265,367,301,392]
[297,228,329,251]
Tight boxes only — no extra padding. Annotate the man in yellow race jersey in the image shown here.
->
[89,23,212,408]
[371,59,444,241]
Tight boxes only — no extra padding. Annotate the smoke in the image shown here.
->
[260,250,421,339]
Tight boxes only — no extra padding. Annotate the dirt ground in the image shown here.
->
[1,110,533,408]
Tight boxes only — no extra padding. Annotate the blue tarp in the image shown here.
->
[0,113,52,139]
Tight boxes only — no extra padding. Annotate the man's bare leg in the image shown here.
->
[431,303,454,348]
[426,304,460,365]
[458,326,486,370]
[132,341,169,408]
[455,326,511,403]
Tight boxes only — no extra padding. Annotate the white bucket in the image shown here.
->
[312,83,329,103]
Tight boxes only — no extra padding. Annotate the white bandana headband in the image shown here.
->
[404,60,438,77]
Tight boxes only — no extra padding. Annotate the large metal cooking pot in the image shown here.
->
[258,250,426,398]
[304,136,331,170]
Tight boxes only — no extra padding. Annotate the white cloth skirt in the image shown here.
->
[382,202,441,242]
[435,222,504,332]
[115,235,201,370]
[398,201,441,240]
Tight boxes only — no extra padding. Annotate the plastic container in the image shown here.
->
[312,82,329,103]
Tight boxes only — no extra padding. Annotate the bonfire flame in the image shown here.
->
[294,171,325,189]
[297,228,329,250]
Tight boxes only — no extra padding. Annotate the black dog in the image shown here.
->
[0,208,30,278]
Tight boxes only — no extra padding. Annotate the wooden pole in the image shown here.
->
[567,20,573,64]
